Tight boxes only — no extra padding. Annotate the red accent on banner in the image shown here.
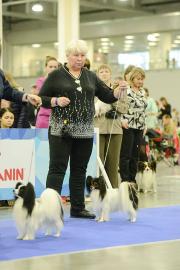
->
[0,168,24,181]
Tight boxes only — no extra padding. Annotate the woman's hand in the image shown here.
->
[121,119,129,129]
[51,97,70,107]
[26,94,42,106]
[113,80,127,99]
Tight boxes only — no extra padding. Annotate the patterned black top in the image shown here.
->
[39,65,117,138]
[121,86,147,130]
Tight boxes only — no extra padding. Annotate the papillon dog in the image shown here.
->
[86,176,138,223]
[13,182,64,240]
[137,160,157,193]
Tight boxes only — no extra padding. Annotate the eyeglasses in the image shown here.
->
[75,79,82,92]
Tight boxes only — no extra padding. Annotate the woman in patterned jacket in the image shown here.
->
[119,67,147,184]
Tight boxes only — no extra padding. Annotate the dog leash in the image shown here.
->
[27,141,35,184]
[103,86,126,168]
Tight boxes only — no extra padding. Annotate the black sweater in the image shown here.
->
[39,66,117,138]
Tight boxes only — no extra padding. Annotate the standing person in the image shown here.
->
[35,56,59,128]
[94,64,127,188]
[0,107,15,207]
[144,87,158,130]
[4,72,31,128]
[0,69,41,106]
[120,67,147,183]
[124,65,135,81]
[38,40,127,219]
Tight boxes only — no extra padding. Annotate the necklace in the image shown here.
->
[63,66,83,92]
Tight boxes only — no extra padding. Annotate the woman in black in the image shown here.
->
[39,40,127,219]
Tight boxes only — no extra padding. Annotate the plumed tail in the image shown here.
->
[119,182,138,211]
[23,182,36,216]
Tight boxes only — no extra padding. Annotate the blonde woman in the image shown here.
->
[94,64,128,188]
[120,67,147,183]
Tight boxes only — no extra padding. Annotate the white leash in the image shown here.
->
[98,88,125,189]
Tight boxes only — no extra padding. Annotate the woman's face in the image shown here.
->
[0,112,14,128]
[67,52,86,71]
[98,68,111,83]
[45,60,58,75]
[132,74,144,89]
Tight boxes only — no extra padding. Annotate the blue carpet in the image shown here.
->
[1,205,180,261]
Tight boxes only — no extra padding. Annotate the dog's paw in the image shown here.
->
[97,217,105,222]
[130,217,136,223]
[54,232,61,237]
[23,235,35,240]
[16,235,24,240]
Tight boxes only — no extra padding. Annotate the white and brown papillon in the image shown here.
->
[13,182,64,240]
[86,176,138,223]
[137,160,157,193]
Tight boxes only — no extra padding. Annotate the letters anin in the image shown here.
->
[0,168,24,181]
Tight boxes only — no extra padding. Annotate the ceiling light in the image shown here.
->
[147,34,159,42]
[32,43,41,48]
[125,35,134,39]
[174,40,180,44]
[148,42,157,46]
[124,40,134,44]
[100,38,109,42]
[101,42,109,46]
[32,3,43,12]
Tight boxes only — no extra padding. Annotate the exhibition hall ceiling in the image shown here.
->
[2,0,180,24]
[2,0,180,53]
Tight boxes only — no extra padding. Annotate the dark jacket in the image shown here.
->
[0,69,23,103]
[11,100,31,128]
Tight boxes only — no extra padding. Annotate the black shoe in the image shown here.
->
[70,209,96,219]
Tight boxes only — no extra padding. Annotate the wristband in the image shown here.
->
[55,97,58,106]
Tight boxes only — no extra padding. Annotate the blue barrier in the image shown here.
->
[0,129,98,199]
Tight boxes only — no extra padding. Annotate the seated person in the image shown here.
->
[162,114,179,157]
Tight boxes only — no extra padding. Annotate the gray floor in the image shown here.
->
[1,162,180,270]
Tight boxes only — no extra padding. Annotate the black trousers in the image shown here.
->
[46,132,93,212]
[120,128,143,182]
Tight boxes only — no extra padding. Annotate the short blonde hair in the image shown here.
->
[96,64,112,74]
[66,40,88,56]
[128,67,145,83]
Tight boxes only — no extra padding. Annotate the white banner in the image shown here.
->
[0,140,35,188]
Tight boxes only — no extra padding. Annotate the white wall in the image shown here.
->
[145,69,180,110]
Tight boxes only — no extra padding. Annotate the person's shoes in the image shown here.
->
[70,209,95,219]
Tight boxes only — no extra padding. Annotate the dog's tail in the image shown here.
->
[23,182,36,216]
[119,182,138,211]
[52,190,64,224]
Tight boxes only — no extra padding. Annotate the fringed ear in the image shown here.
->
[23,182,36,216]
[98,176,107,200]
[86,176,93,194]
[15,182,23,189]
[150,160,157,172]
[137,161,144,172]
